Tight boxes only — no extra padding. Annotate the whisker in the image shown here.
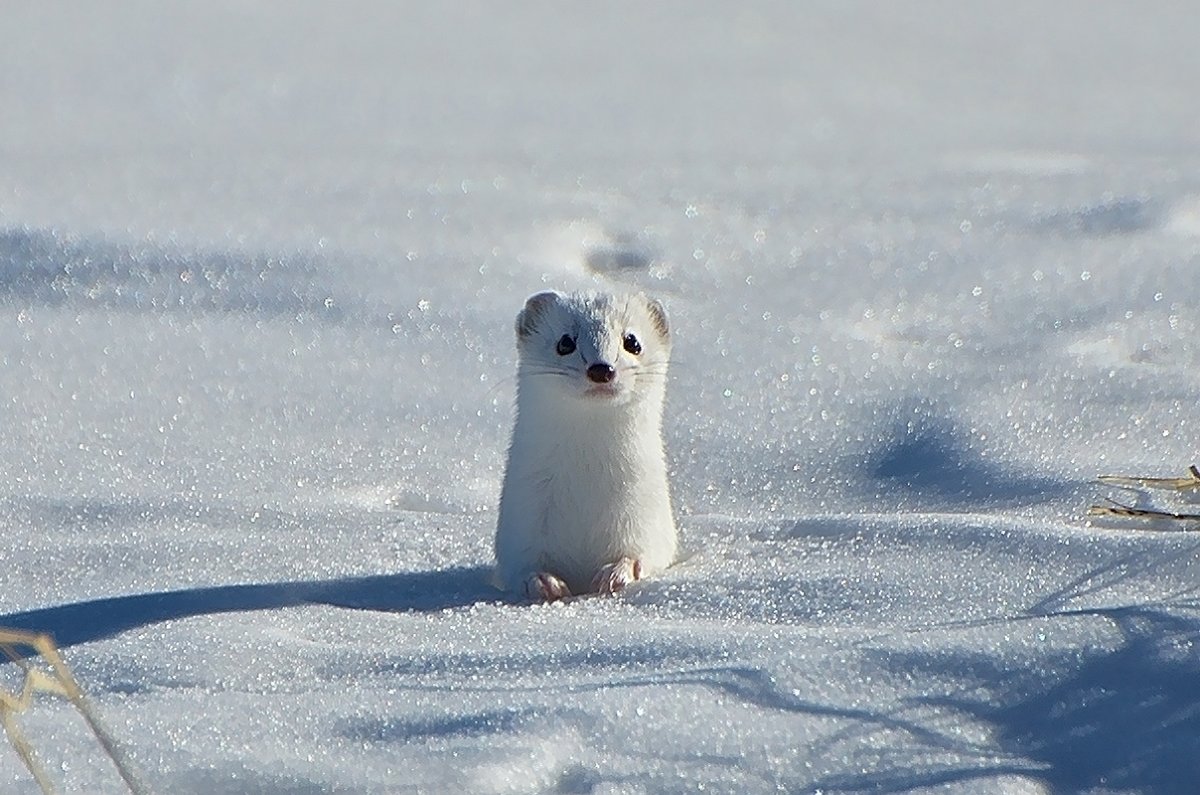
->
[520,368,576,378]
[484,374,518,397]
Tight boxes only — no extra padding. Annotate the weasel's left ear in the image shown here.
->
[644,296,669,341]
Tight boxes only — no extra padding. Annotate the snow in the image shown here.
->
[2,2,1200,792]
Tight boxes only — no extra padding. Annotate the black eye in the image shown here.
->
[623,333,642,355]
[556,334,576,356]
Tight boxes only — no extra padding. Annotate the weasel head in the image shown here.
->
[514,290,671,408]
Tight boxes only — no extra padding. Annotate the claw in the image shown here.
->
[524,572,572,602]
[591,557,642,595]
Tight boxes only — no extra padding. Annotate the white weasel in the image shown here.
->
[493,290,677,601]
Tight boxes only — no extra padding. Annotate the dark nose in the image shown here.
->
[587,363,616,384]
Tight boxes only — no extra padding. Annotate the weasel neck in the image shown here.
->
[512,385,664,457]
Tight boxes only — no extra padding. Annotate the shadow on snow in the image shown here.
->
[813,599,1200,793]
[0,566,499,654]
[0,225,341,319]
[869,399,1063,506]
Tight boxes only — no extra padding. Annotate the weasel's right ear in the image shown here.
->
[516,291,560,339]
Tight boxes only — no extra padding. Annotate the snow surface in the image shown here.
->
[3,2,1200,793]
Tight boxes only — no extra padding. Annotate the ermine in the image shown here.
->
[493,290,677,601]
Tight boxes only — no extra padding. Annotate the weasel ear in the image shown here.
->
[516,291,560,339]
[644,295,669,341]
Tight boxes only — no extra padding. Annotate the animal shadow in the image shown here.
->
[0,566,499,655]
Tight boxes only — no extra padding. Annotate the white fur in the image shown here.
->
[493,290,677,598]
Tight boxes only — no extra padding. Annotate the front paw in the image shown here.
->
[591,557,642,595]
[524,571,572,602]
